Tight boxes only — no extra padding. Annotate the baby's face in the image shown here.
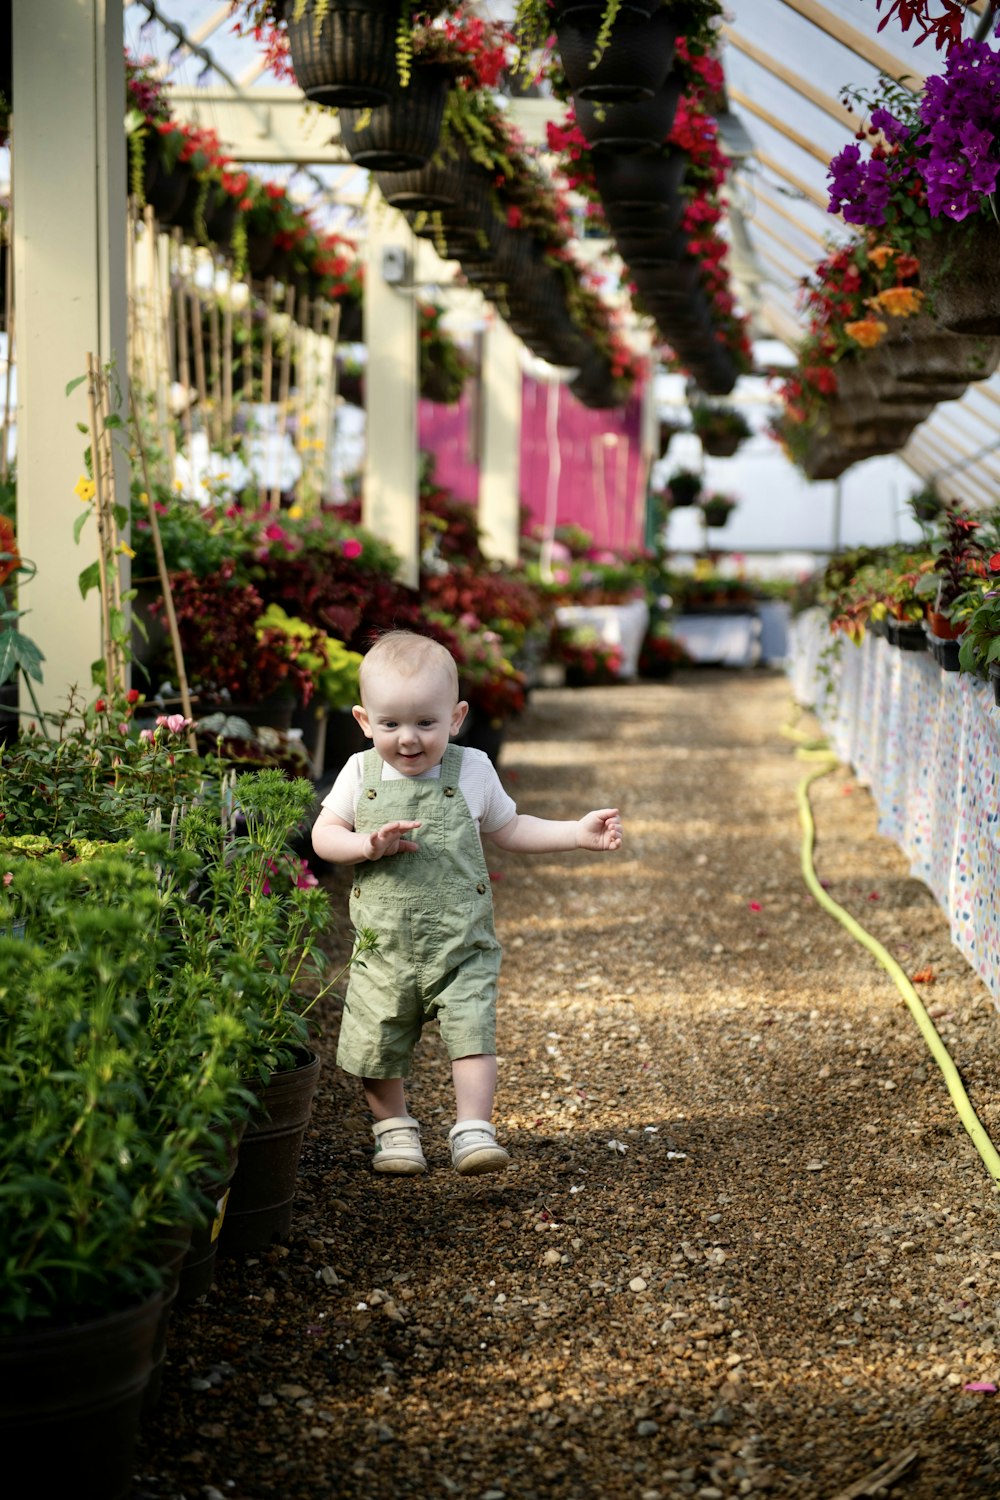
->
[355,665,467,776]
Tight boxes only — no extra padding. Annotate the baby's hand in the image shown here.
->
[362,820,422,861]
[577,808,622,852]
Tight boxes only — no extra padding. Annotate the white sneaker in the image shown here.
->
[372,1116,427,1175]
[449,1119,510,1176]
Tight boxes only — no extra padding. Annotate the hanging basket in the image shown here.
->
[878,311,1000,386]
[569,349,631,408]
[576,76,683,154]
[701,503,734,528]
[339,63,450,172]
[594,145,686,209]
[921,215,1000,336]
[555,6,678,103]
[375,160,463,213]
[687,346,739,398]
[286,1,403,109]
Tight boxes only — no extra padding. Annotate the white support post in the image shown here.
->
[14,0,129,715]
[363,204,419,590]
[478,314,522,566]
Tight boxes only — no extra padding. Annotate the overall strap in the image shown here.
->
[361,747,382,792]
[440,742,464,792]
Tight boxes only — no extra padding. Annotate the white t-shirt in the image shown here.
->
[322,746,518,837]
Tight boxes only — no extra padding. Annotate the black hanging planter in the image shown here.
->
[576,76,683,154]
[375,160,462,213]
[286,0,403,109]
[555,5,678,103]
[339,63,451,172]
[569,349,630,409]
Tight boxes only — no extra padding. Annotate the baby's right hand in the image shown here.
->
[362,820,422,861]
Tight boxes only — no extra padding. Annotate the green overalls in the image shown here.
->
[336,744,503,1080]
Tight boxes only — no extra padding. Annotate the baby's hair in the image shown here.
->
[359,630,459,703]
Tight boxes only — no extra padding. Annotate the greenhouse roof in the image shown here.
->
[123,0,1000,508]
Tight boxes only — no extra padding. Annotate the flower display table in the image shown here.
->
[790,609,1000,1006]
[554,598,650,679]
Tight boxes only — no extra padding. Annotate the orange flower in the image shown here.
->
[870,286,925,317]
[0,515,20,587]
[867,244,895,269]
[845,317,888,348]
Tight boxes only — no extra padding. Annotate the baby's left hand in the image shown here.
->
[577,808,623,852]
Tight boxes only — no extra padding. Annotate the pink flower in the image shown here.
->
[164,714,190,735]
[748,901,762,912]
[342,537,363,560]
[139,729,155,744]
[2,872,12,887]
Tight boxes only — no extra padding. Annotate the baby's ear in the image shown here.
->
[451,700,470,735]
[352,704,373,738]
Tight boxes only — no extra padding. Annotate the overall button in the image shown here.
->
[443,786,456,797]
[352,886,361,897]
[476,882,486,894]
[366,788,377,799]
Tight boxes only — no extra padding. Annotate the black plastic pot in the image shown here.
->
[576,76,683,153]
[555,5,677,102]
[0,1291,164,1500]
[286,0,403,109]
[339,63,450,172]
[219,1052,322,1254]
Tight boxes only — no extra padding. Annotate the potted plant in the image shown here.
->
[418,301,474,405]
[954,532,1000,697]
[157,770,376,1252]
[691,402,751,457]
[666,467,703,507]
[0,845,250,1498]
[913,506,986,663]
[699,491,737,528]
[552,623,624,687]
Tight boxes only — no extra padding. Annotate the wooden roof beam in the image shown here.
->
[752,183,829,249]
[720,27,869,132]
[754,151,829,212]
[728,87,838,169]
[776,0,925,90]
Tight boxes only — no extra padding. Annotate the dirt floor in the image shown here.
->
[137,669,1000,1500]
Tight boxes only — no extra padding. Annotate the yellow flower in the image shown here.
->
[74,475,96,504]
[117,540,136,559]
[138,491,149,507]
[867,244,895,269]
[870,286,925,317]
[845,317,888,349]
[287,504,304,520]
[174,479,184,492]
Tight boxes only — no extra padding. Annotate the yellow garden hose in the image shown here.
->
[787,721,1000,1188]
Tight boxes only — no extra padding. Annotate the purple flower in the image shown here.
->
[870,106,909,146]
[827,144,892,225]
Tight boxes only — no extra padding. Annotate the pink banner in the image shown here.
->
[417,375,648,552]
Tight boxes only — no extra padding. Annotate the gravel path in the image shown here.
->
[137,670,1000,1500]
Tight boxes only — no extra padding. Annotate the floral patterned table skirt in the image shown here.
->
[790,609,1000,1007]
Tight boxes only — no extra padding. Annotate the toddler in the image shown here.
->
[312,630,622,1177]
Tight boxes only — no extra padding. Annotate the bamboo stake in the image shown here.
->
[269,281,296,511]
[261,274,275,416]
[189,283,209,423]
[242,289,253,404]
[85,353,115,691]
[208,291,222,448]
[129,385,197,750]
[97,366,126,689]
[174,239,194,461]
[152,213,176,480]
[221,296,234,454]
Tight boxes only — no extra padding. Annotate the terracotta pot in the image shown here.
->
[926,609,965,641]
